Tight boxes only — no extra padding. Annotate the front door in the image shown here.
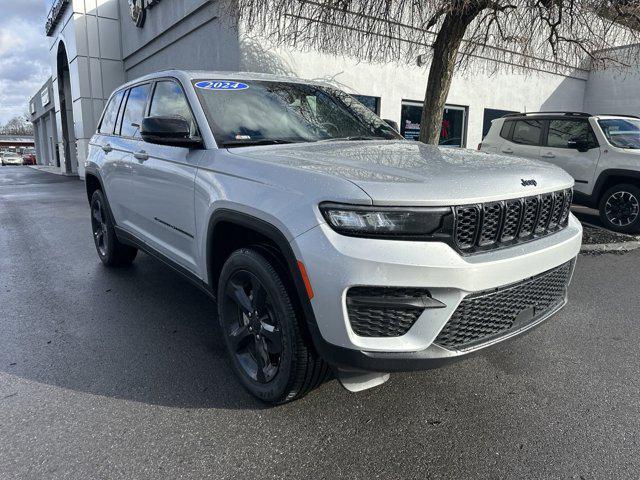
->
[114,83,152,232]
[128,80,201,274]
[539,119,601,195]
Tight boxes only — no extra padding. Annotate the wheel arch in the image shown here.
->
[205,209,320,347]
[593,169,640,206]
[84,169,117,226]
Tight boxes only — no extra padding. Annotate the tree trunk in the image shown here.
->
[419,6,485,144]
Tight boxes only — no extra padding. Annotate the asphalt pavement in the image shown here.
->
[1,166,639,479]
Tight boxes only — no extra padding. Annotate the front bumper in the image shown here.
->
[292,214,582,371]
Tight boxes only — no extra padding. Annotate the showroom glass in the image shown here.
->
[150,81,197,135]
[193,80,400,147]
[99,90,124,134]
[400,101,466,147]
[598,118,640,149]
[120,84,151,138]
[547,120,597,148]
[351,94,380,115]
[512,120,542,145]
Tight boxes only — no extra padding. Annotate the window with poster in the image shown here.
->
[400,100,468,147]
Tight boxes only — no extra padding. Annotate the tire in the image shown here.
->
[599,183,640,234]
[217,248,329,404]
[90,190,138,266]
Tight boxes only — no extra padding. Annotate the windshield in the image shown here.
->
[193,79,401,147]
[598,118,640,149]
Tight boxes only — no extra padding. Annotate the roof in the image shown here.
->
[0,135,35,144]
[116,70,331,93]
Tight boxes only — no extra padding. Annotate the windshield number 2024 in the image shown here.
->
[195,80,249,91]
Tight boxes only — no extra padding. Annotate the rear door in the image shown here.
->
[128,79,202,274]
[92,89,130,222]
[500,119,543,159]
[539,119,600,195]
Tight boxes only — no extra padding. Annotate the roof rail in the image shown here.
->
[596,113,640,119]
[502,111,591,118]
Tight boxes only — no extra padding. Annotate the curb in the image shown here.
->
[27,165,77,177]
[580,221,640,253]
[580,241,640,253]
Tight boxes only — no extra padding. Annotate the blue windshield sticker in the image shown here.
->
[195,80,249,91]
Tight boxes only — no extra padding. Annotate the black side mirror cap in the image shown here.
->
[140,116,202,148]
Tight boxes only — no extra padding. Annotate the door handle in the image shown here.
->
[101,144,113,153]
[541,152,556,158]
[134,150,149,161]
[502,148,513,154]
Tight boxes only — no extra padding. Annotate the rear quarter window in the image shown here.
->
[500,120,513,140]
[98,90,124,134]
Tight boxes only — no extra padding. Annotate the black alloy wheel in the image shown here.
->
[599,184,640,233]
[217,248,329,404]
[91,197,108,257]
[89,190,137,266]
[222,269,283,383]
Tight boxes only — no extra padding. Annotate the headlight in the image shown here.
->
[319,203,452,239]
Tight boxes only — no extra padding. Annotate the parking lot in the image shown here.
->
[1,166,639,479]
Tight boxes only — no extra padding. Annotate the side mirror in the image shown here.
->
[140,116,202,148]
[567,139,590,153]
[383,118,399,133]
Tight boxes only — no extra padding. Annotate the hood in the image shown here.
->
[229,140,574,206]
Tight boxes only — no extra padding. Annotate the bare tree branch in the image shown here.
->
[233,0,640,143]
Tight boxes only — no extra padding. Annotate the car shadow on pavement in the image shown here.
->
[2,251,283,410]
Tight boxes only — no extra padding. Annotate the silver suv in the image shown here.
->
[482,111,640,233]
[86,71,582,403]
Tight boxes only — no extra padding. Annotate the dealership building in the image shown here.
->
[31,0,640,178]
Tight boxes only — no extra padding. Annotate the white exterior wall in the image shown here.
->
[241,41,589,149]
[584,51,640,116]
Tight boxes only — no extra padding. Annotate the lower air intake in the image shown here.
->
[434,261,573,350]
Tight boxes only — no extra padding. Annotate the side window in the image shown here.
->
[547,120,597,149]
[500,120,513,140]
[120,84,151,138]
[98,90,124,134]
[512,120,542,145]
[149,81,196,135]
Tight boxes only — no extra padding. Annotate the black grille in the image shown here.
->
[454,206,479,249]
[500,200,522,241]
[454,188,572,254]
[535,193,554,233]
[347,287,427,337]
[520,196,539,237]
[479,203,502,246]
[434,261,573,350]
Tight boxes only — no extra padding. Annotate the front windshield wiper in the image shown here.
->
[317,135,387,142]
[221,139,296,148]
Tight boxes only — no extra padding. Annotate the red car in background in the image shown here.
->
[22,152,37,165]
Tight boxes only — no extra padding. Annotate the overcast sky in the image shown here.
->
[0,0,50,125]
